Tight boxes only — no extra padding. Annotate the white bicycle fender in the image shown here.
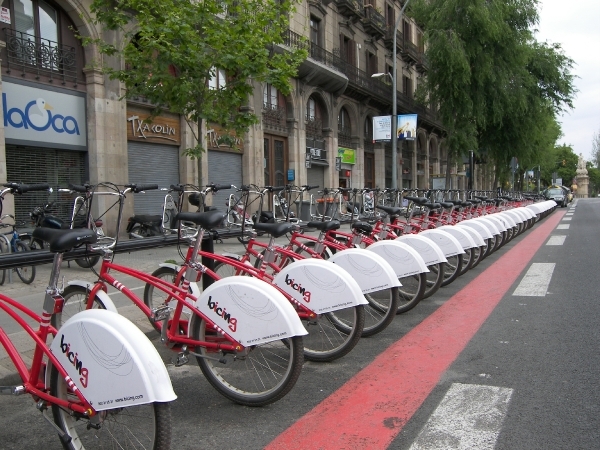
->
[473,217,501,235]
[419,229,465,257]
[192,276,307,347]
[328,248,401,294]
[459,220,494,240]
[50,309,176,411]
[484,215,508,232]
[505,209,527,223]
[66,280,118,314]
[496,212,518,228]
[394,234,447,265]
[454,224,486,247]
[273,258,368,314]
[516,207,536,219]
[366,240,429,277]
[158,262,181,271]
[438,225,477,249]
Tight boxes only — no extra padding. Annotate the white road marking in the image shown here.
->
[546,236,566,246]
[512,263,555,296]
[409,383,513,450]
[562,218,572,221]
[566,213,573,216]
[557,224,570,229]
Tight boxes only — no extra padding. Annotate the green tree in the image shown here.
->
[586,163,600,197]
[84,0,307,182]
[539,144,577,186]
[592,126,600,168]
[410,0,576,187]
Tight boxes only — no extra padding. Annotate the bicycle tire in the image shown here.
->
[458,247,475,276]
[441,253,463,287]
[361,287,399,337]
[74,255,101,268]
[291,241,393,338]
[0,237,8,285]
[143,266,181,333]
[303,304,365,361]
[52,285,108,330]
[422,262,444,299]
[50,365,172,450]
[396,272,427,314]
[14,241,36,284]
[189,315,304,406]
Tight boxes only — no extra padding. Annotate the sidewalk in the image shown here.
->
[0,226,328,384]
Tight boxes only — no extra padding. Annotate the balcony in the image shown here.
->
[415,51,428,73]
[383,27,404,52]
[362,7,386,38]
[279,30,348,93]
[336,0,364,20]
[401,40,419,65]
[262,103,288,132]
[2,28,80,87]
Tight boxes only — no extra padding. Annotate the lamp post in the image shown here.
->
[371,0,411,190]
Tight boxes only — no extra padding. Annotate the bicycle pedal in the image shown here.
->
[172,353,189,367]
[150,305,171,322]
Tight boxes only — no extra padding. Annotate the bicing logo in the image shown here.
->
[2,93,81,135]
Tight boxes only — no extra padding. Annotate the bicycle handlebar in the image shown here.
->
[206,184,232,192]
[67,183,92,193]
[2,183,51,195]
[125,184,159,193]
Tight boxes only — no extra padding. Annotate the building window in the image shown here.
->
[7,0,59,69]
[339,34,356,65]
[403,19,411,42]
[263,84,279,108]
[306,96,323,138]
[310,17,320,46]
[338,107,352,148]
[366,52,378,77]
[208,67,226,90]
[386,3,395,29]
[403,75,412,98]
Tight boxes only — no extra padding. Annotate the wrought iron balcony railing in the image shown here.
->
[362,7,386,37]
[336,0,364,19]
[262,103,287,131]
[3,28,79,86]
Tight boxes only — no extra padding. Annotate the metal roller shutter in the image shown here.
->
[128,142,180,215]
[207,150,243,213]
[307,166,325,190]
[5,145,86,223]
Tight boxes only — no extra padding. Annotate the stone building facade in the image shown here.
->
[0,0,493,223]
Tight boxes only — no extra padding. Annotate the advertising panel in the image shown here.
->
[338,147,356,165]
[397,114,417,140]
[3,81,87,149]
[373,115,392,141]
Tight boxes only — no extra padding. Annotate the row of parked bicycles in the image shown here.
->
[0,180,558,449]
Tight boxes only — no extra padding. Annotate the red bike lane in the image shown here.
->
[267,209,565,450]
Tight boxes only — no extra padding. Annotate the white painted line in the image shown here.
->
[513,263,555,296]
[557,224,570,229]
[409,383,513,450]
[566,213,573,216]
[546,236,566,246]
[562,218,572,221]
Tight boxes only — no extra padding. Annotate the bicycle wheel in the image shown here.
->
[302,305,365,361]
[143,266,181,333]
[50,365,171,450]
[52,285,108,330]
[458,247,475,276]
[13,241,36,284]
[74,255,101,268]
[0,237,8,285]
[441,254,463,287]
[422,262,444,299]
[396,272,427,314]
[361,287,399,337]
[189,315,304,406]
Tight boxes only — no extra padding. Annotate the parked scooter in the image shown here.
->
[29,200,103,268]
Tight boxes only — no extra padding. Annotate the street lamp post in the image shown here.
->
[371,0,411,190]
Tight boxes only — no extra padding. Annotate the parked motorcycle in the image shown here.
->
[29,200,102,268]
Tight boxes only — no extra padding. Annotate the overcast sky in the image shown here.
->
[535,0,600,162]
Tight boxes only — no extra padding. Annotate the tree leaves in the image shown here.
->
[84,0,307,157]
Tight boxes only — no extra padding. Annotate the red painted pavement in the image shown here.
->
[267,209,565,450]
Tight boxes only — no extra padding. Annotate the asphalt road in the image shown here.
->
[0,200,598,450]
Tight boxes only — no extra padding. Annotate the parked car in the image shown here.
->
[561,186,574,203]
[544,186,568,207]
